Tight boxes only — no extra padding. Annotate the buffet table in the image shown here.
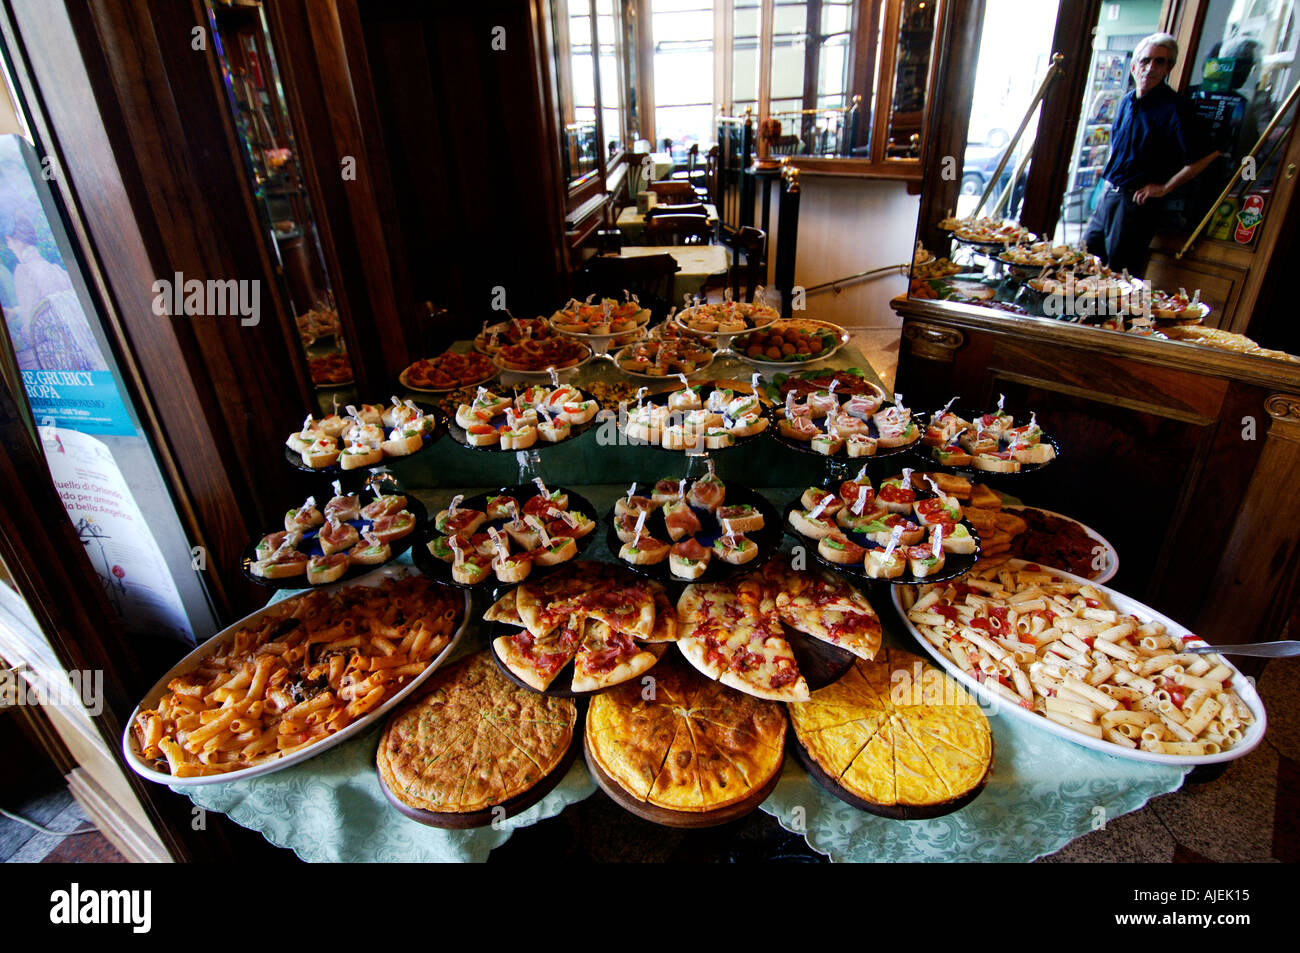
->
[182,327,1260,862]
[181,492,1188,863]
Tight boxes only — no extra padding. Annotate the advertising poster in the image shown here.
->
[41,426,190,643]
[0,134,135,434]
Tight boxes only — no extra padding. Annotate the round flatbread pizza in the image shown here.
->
[377,651,576,814]
[674,557,884,703]
[788,646,992,811]
[586,656,786,813]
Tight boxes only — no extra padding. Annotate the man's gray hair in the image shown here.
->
[1136,32,1179,65]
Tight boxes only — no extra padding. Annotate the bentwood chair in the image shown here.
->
[643,214,715,246]
[648,181,697,205]
[581,254,681,323]
[729,226,767,301]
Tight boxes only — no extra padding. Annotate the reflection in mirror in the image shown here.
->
[1180,0,1300,238]
[206,0,348,402]
[883,0,937,159]
[557,0,602,186]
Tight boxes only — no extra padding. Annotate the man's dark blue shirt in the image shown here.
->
[1101,83,1210,191]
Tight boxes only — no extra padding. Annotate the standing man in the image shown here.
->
[1085,33,1219,277]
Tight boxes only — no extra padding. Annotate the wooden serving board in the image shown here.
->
[584,733,782,829]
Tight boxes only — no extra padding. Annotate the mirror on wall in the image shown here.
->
[206,0,349,402]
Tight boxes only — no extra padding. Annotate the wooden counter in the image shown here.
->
[892,295,1300,648]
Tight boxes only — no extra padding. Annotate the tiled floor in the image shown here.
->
[1,786,124,863]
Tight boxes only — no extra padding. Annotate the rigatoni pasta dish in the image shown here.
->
[898,558,1256,758]
[132,573,462,778]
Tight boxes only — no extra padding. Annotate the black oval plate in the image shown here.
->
[241,496,427,589]
[781,498,980,586]
[444,386,602,453]
[770,399,921,462]
[605,483,782,585]
[282,402,446,477]
[614,380,773,454]
[919,405,1062,479]
[413,484,600,589]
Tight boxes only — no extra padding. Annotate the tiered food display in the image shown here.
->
[732,318,850,368]
[447,384,599,450]
[620,379,769,452]
[609,464,780,582]
[674,299,779,335]
[773,382,918,458]
[484,562,676,694]
[783,468,981,583]
[937,214,1036,245]
[549,295,651,336]
[419,481,598,586]
[284,399,442,472]
[922,397,1058,474]
[246,487,423,586]
[400,350,497,391]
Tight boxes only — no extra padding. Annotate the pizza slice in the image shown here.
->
[797,714,885,779]
[578,578,656,640]
[891,714,957,806]
[896,709,990,797]
[646,714,705,811]
[492,614,582,692]
[718,617,810,703]
[780,601,882,661]
[571,619,663,693]
[483,588,523,626]
[683,716,754,810]
[839,718,897,804]
[643,582,678,642]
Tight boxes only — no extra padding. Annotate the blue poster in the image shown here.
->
[0,135,135,435]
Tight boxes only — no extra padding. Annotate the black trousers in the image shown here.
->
[1084,185,1160,278]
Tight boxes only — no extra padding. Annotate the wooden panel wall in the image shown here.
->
[8,0,317,624]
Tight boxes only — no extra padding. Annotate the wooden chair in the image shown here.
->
[698,145,719,203]
[581,254,680,322]
[729,226,767,301]
[768,135,801,156]
[644,214,714,246]
[648,180,697,205]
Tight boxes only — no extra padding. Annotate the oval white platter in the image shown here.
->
[889,559,1267,767]
[122,564,470,787]
[1000,505,1119,585]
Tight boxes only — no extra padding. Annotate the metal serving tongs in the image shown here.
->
[1185,641,1300,659]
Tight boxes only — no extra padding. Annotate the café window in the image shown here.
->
[652,0,717,154]
[645,0,943,175]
